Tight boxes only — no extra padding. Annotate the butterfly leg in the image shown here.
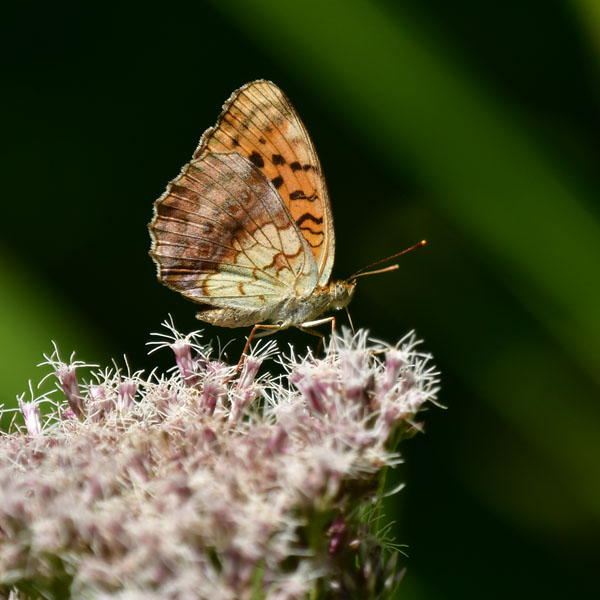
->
[236,323,282,372]
[299,316,336,358]
[298,325,326,356]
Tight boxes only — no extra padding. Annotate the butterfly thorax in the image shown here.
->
[272,279,356,329]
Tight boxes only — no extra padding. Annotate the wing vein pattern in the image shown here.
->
[149,80,336,327]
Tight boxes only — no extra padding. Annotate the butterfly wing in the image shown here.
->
[194,80,335,286]
[150,150,318,327]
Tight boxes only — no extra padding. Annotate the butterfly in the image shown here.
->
[149,80,422,352]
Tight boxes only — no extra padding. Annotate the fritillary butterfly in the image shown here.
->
[149,80,356,345]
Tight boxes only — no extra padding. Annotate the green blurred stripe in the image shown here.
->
[211,0,600,517]
[0,245,105,414]
[213,0,600,377]
[572,0,600,60]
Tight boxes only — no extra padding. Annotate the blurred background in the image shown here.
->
[3,0,600,597]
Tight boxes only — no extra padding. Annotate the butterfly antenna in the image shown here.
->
[349,240,426,280]
[352,264,399,279]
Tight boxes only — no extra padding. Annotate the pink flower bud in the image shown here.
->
[172,339,200,386]
[56,364,84,418]
[201,380,224,416]
[117,379,137,409]
[19,401,41,436]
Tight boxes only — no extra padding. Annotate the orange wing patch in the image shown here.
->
[192,80,334,284]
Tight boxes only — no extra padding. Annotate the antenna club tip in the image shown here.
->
[420,239,427,246]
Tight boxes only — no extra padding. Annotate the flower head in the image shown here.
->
[1,322,439,599]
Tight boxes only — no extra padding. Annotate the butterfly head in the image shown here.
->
[328,279,357,311]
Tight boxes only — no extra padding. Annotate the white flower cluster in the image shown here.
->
[0,321,439,600]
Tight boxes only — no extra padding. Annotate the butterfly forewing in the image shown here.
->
[193,80,335,285]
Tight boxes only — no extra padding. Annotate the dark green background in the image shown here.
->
[3,1,600,597]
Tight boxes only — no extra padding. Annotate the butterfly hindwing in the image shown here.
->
[150,151,318,325]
